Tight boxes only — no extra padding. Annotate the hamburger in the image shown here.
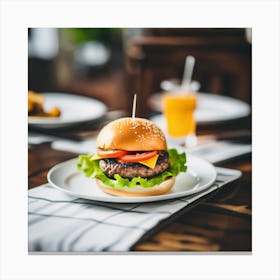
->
[77,117,186,197]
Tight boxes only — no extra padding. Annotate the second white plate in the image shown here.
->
[28,92,107,129]
[47,155,217,203]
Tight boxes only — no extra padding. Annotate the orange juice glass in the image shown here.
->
[163,93,197,137]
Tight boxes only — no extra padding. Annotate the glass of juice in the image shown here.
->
[163,91,197,148]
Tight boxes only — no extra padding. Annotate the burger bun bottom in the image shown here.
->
[95,177,175,197]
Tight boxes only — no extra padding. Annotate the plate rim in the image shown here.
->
[47,155,217,203]
[28,92,107,127]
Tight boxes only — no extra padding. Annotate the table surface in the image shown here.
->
[28,118,252,252]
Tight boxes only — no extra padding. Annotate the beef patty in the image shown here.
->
[99,151,170,179]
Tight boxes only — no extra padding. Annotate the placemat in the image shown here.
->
[28,167,241,252]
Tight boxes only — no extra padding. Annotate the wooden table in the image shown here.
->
[28,119,251,252]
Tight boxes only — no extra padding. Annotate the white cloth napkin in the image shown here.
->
[28,167,241,252]
[189,141,251,163]
[28,132,58,145]
[52,138,97,154]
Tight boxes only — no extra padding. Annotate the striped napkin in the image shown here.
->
[28,167,241,252]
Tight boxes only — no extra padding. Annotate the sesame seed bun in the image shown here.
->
[96,117,167,151]
[95,177,175,197]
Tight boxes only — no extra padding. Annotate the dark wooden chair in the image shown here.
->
[124,28,251,117]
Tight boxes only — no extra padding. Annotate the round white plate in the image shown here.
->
[149,92,250,124]
[47,155,217,203]
[28,92,107,129]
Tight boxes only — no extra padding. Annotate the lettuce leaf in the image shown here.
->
[77,148,187,188]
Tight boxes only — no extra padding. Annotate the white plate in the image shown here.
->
[47,155,217,203]
[149,92,250,124]
[28,92,107,129]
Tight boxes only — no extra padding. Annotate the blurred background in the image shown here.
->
[28,28,252,118]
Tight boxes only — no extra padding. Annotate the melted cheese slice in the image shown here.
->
[91,153,159,169]
[90,153,159,169]
[138,154,159,169]
[90,153,102,161]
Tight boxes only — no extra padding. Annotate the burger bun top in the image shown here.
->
[96,117,167,151]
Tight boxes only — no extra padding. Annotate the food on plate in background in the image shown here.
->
[28,90,61,117]
[77,117,187,197]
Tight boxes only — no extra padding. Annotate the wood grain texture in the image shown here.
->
[28,143,76,188]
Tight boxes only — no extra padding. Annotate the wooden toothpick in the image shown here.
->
[132,94,137,119]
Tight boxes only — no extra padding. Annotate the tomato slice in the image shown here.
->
[118,151,158,162]
[97,149,127,158]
